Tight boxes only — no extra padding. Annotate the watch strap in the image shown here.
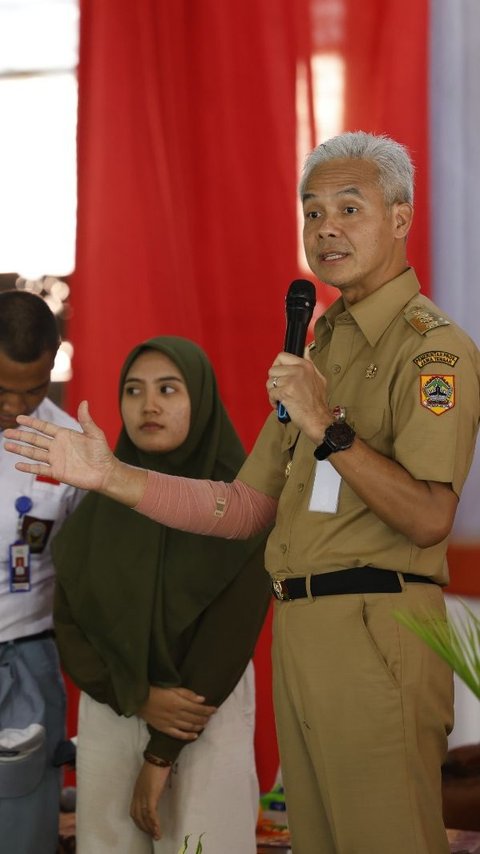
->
[313,441,333,461]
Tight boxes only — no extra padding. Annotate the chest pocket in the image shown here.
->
[347,407,386,449]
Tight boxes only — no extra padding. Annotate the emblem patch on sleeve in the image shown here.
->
[413,351,459,369]
[420,374,455,415]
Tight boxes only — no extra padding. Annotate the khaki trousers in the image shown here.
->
[272,581,453,854]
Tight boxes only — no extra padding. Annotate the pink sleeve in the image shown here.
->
[133,471,277,539]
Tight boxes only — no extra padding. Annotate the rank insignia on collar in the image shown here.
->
[420,374,455,415]
[405,305,450,334]
[413,351,459,369]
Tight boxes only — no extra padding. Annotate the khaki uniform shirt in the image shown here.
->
[238,269,480,585]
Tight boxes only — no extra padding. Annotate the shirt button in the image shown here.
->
[332,364,341,374]
[280,543,287,554]
[297,483,304,492]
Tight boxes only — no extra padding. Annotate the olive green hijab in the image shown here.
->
[52,336,263,715]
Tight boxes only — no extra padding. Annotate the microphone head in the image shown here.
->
[285,278,316,321]
[283,279,316,357]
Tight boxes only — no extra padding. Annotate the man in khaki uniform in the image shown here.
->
[4,132,480,854]
[239,286,479,853]
[234,133,480,853]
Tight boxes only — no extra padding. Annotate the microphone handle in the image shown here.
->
[276,319,309,424]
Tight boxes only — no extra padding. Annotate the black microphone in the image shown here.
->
[277,278,316,423]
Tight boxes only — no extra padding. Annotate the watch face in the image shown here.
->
[325,421,355,450]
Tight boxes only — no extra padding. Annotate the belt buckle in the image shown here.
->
[272,579,290,601]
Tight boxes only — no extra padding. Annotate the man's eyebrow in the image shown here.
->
[302,186,365,203]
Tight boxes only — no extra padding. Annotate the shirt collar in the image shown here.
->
[315,268,421,348]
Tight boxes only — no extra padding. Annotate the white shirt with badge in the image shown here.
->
[0,398,85,642]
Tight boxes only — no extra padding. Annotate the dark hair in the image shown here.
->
[0,290,60,362]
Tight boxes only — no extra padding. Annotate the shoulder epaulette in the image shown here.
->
[404,304,451,335]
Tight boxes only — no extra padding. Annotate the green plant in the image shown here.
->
[177,833,205,853]
[394,601,480,700]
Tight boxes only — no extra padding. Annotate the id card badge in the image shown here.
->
[309,460,342,514]
[9,542,31,592]
[9,495,33,592]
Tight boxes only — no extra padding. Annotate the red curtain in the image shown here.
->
[67,0,429,792]
[342,0,430,293]
[71,0,301,450]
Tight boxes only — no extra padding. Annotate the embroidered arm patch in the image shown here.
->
[413,350,459,368]
[420,374,455,415]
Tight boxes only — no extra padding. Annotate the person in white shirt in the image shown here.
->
[0,290,83,853]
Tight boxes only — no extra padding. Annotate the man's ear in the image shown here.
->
[393,202,413,239]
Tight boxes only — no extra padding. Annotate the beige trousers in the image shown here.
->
[272,581,453,854]
[75,662,259,854]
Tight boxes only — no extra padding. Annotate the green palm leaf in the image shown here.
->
[394,601,480,700]
[177,832,205,853]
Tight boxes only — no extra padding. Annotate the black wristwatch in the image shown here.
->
[314,421,356,460]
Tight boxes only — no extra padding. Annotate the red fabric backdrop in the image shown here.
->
[343,0,430,293]
[66,0,429,792]
[71,0,301,449]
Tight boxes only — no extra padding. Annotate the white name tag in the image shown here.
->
[309,460,342,513]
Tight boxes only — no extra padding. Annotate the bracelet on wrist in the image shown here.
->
[143,750,173,768]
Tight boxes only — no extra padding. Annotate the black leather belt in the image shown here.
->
[1,629,55,645]
[271,566,437,601]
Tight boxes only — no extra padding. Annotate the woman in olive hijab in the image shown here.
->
[53,337,270,854]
